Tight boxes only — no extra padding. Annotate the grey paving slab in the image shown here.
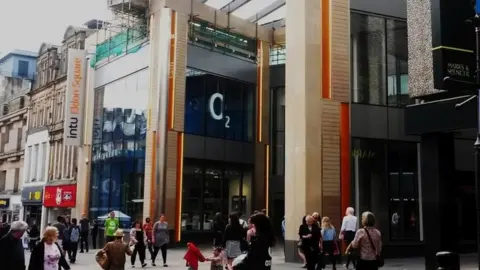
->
[24,247,479,270]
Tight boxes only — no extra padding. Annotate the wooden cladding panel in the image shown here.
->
[321,100,341,226]
[173,13,188,132]
[331,0,350,103]
[165,131,179,227]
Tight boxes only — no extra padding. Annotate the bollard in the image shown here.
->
[436,251,460,270]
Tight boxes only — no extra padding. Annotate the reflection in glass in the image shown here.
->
[351,13,386,105]
[89,69,149,226]
[387,19,410,106]
[181,160,253,232]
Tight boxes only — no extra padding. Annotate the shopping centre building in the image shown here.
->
[68,0,478,266]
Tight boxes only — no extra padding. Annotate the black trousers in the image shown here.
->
[302,245,319,270]
[131,244,146,265]
[322,241,336,268]
[152,244,167,264]
[147,242,154,258]
[80,231,89,252]
[68,242,78,262]
[91,233,97,249]
[343,231,356,268]
[356,259,378,270]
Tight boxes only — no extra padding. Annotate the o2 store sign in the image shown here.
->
[208,93,230,128]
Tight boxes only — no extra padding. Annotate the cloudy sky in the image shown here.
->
[0,0,112,57]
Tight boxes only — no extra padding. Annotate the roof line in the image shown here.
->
[221,0,250,13]
[251,0,286,23]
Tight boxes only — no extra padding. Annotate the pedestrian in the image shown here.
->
[299,215,321,270]
[212,212,225,248]
[28,224,40,252]
[104,211,120,243]
[347,212,383,270]
[52,216,66,249]
[340,207,358,269]
[223,214,245,270]
[152,214,169,267]
[79,213,90,253]
[321,216,338,270]
[206,247,223,270]
[130,221,147,268]
[91,219,99,249]
[100,229,133,270]
[28,226,70,270]
[142,217,153,259]
[232,213,275,270]
[183,242,206,270]
[0,221,28,270]
[66,218,81,263]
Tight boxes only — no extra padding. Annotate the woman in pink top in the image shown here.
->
[350,211,382,270]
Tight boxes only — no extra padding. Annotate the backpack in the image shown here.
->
[70,227,80,242]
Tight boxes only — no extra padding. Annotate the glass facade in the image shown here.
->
[352,138,420,242]
[89,69,149,226]
[184,68,255,141]
[181,160,253,231]
[351,12,410,107]
[271,87,285,177]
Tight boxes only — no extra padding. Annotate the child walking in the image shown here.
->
[184,242,206,270]
[206,247,224,270]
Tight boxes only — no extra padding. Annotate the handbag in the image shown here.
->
[364,228,384,267]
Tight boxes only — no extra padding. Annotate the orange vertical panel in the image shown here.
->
[340,103,350,215]
[322,0,331,99]
[175,132,184,242]
[167,11,177,130]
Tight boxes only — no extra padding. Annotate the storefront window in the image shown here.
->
[271,87,285,176]
[184,68,255,141]
[181,159,252,232]
[89,69,149,227]
[386,19,409,107]
[352,138,419,242]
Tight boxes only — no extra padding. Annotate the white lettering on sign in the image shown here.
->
[447,62,470,78]
[208,93,230,128]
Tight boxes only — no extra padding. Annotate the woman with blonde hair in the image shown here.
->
[28,226,70,270]
[321,217,337,270]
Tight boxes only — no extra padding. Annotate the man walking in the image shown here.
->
[79,213,90,253]
[104,211,120,243]
[67,218,81,264]
[0,221,28,270]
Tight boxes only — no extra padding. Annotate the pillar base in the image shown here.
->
[284,240,303,263]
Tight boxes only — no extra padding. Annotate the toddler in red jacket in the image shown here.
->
[184,242,206,270]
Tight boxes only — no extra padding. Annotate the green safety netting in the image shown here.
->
[90,28,146,68]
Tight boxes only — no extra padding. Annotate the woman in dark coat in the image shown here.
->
[212,212,225,248]
[29,226,70,270]
[233,213,275,270]
[299,215,322,270]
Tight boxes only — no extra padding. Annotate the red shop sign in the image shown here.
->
[43,185,77,208]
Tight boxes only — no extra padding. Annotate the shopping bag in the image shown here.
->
[95,250,109,270]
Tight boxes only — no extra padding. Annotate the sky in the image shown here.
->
[0,0,113,57]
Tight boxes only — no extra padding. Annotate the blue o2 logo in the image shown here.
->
[208,93,230,128]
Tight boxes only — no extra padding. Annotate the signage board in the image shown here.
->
[0,198,9,209]
[21,186,44,204]
[43,185,77,208]
[64,49,87,146]
[431,0,475,90]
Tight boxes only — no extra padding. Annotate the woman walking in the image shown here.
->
[28,226,71,270]
[152,214,169,267]
[130,221,147,268]
[340,207,358,269]
[223,214,246,270]
[321,217,337,270]
[232,213,275,269]
[349,212,382,270]
[298,215,321,270]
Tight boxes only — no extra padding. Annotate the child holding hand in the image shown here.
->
[206,247,224,270]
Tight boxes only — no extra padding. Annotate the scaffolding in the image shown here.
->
[90,0,149,67]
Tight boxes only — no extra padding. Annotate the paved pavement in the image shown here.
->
[24,247,479,269]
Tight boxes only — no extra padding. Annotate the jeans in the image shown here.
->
[152,244,167,264]
[80,231,89,252]
[68,242,78,262]
[131,244,146,265]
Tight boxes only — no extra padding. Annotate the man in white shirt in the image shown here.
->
[340,207,358,269]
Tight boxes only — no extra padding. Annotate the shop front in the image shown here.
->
[181,68,256,243]
[21,186,44,226]
[0,198,11,223]
[43,184,77,224]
